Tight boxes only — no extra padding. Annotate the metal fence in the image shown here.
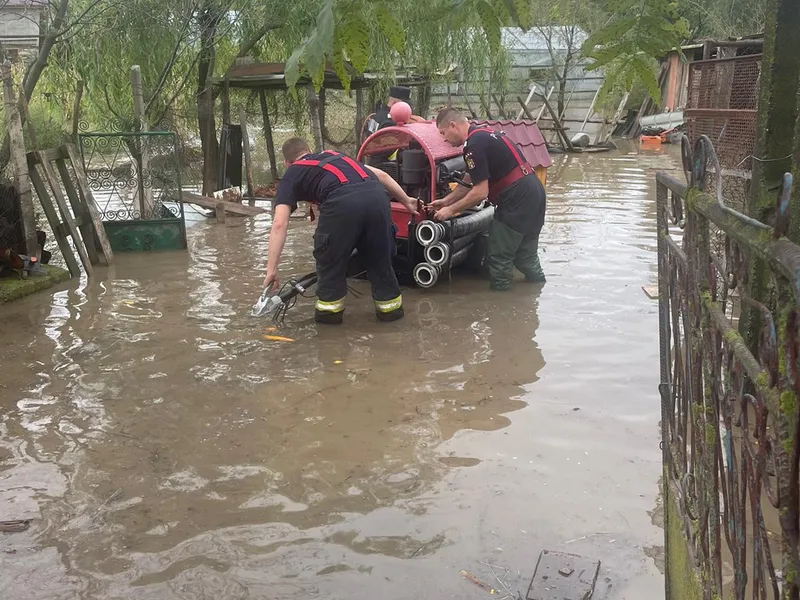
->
[77,121,187,252]
[686,54,761,213]
[656,135,798,599]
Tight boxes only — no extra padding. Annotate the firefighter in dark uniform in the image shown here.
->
[365,86,416,136]
[263,138,419,324]
[431,107,546,290]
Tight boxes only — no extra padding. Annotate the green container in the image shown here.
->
[103,218,186,252]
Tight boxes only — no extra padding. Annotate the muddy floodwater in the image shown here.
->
[1,144,678,599]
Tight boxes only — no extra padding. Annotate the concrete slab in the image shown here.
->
[0,264,70,304]
[526,550,601,600]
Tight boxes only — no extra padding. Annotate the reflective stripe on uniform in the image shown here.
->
[374,295,403,313]
[315,297,345,313]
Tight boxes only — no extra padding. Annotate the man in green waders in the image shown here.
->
[430,107,546,290]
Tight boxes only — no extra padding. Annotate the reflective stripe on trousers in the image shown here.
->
[374,294,402,313]
[316,297,345,313]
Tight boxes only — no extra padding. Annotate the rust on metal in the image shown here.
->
[657,135,799,599]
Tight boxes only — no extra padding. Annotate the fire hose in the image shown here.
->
[415,206,495,246]
[413,244,473,289]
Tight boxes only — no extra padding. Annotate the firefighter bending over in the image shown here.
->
[263,138,419,324]
[431,108,547,290]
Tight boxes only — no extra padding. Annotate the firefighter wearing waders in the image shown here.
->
[431,108,546,290]
[264,138,419,323]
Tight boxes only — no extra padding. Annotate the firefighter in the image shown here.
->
[263,138,419,324]
[364,86,423,136]
[430,107,546,290]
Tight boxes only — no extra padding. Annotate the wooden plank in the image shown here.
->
[684,108,757,119]
[180,191,268,216]
[64,144,114,265]
[27,157,81,278]
[39,147,64,164]
[38,153,94,275]
[55,156,99,265]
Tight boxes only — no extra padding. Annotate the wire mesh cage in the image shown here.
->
[686,54,760,214]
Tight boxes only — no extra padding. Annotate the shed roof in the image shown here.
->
[215,61,426,91]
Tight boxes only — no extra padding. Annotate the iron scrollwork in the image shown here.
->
[657,135,799,599]
[78,125,186,223]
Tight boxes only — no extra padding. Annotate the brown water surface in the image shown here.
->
[0,143,678,599]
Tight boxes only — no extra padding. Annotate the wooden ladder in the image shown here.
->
[26,144,114,278]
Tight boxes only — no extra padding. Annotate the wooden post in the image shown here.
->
[215,201,227,224]
[222,77,231,124]
[71,80,84,143]
[306,85,323,152]
[239,106,254,203]
[130,65,154,216]
[355,87,364,145]
[1,61,37,257]
[259,89,278,183]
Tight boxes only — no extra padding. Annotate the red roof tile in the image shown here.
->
[470,119,553,169]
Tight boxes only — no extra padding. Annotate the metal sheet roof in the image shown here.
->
[470,119,553,169]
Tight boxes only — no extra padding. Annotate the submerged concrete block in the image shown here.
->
[526,550,600,600]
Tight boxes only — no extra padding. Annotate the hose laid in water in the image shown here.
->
[413,244,473,288]
[415,206,495,246]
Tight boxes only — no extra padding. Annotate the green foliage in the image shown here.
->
[283,0,531,90]
[581,0,691,102]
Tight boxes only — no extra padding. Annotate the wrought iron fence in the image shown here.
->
[657,135,799,599]
[78,121,186,222]
[77,121,187,252]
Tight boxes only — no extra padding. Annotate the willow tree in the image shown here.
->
[40,0,290,192]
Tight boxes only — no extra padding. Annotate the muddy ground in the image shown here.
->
[0,144,677,599]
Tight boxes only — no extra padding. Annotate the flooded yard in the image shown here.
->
[1,144,677,599]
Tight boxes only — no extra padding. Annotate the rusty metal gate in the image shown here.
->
[657,135,799,599]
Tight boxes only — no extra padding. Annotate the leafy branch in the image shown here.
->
[581,0,690,102]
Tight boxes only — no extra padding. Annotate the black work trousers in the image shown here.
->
[312,180,403,323]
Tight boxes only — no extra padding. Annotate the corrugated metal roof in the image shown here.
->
[501,27,588,52]
[470,119,553,169]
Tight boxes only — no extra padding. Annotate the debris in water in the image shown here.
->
[0,520,31,533]
[263,335,295,342]
[334,360,343,364]
[460,569,496,594]
[641,285,658,299]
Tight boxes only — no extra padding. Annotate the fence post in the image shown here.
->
[130,65,154,216]
[1,60,37,257]
[239,106,254,202]
[259,90,278,184]
[655,177,672,599]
